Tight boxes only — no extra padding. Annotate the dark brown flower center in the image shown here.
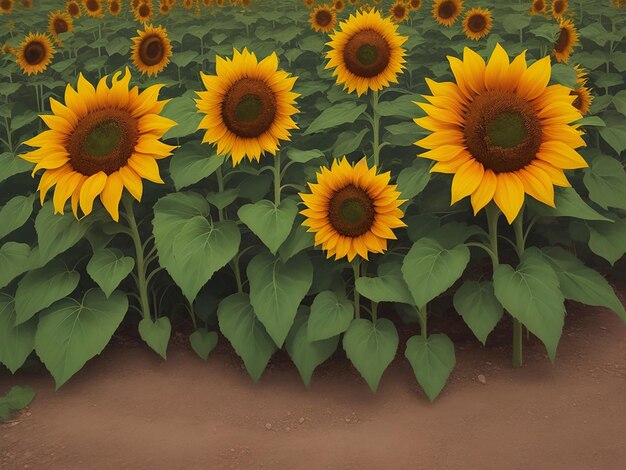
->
[110,1,120,13]
[1,0,11,10]
[138,4,150,16]
[132,0,140,9]
[54,18,69,34]
[534,0,545,11]
[555,27,570,52]
[315,9,332,27]
[438,0,457,19]
[463,91,542,173]
[86,0,99,12]
[68,3,79,15]
[410,0,421,7]
[343,29,391,78]
[139,35,164,66]
[554,0,565,13]
[468,13,487,32]
[24,41,45,65]
[328,185,376,237]
[393,5,406,18]
[222,78,277,138]
[67,109,139,176]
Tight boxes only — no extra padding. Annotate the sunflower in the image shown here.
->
[196,49,298,166]
[183,0,194,8]
[241,0,253,7]
[159,0,171,13]
[613,0,624,7]
[570,65,592,115]
[310,4,336,32]
[325,9,407,96]
[1,0,13,14]
[333,0,345,11]
[299,157,406,262]
[20,0,30,8]
[16,33,55,75]
[19,68,177,221]
[107,0,121,15]
[131,24,172,76]
[348,0,360,5]
[407,0,421,9]
[2,43,16,55]
[359,2,372,11]
[530,0,546,14]
[432,0,463,26]
[130,0,140,10]
[134,0,153,21]
[389,1,409,23]
[551,0,568,18]
[83,0,104,17]
[201,0,212,6]
[48,11,73,45]
[414,44,587,224]
[304,0,314,8]
[553,18,578,63]
[462,7,492,41]
[66,0,81,16]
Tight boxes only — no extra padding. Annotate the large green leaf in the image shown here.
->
[86,248,134,299]
[15,260,80,325]
[0,152,31,184]
[405,334,456,402]
[304,102,368,135]
[169,141,226,191]
[35,201,90,265]
[161,94,203,139]
[0,194,35,240]
[238,199,298,254]
[247,251,313,347]
[333,128,369,156]
[541,247,626,323]
[396,159,431,199]
[343,318,398,392]
[307,290,353,342]
[493,249,565,362]
[0,294,37,373]
[356,262,414,305]
[0,386,36,422]
[217,293,276,382]
[588,218,626,265]
[453,281,503,345]
[530,187,612,221]
[138,317,171,359]
[189,328,218,361]
[583,154,626,211]
[172,217,240,302]
[35,289,128,389]
[599,114,626,154]
[278,219,314,263]
[0,242,31,289]
[402,238,470,308]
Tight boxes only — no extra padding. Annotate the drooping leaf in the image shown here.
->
[0,294,37,373]
[0,242,31,289]
[307,290,353,342]
[0,194,35,240]
[453,281,503,345]
[138,317,171,359]
[238,199,298,254]
[86,248,134,299]
[356,262,414,305]
[405,334,456,402]
[304,102,368,134]
[189,328,218,361]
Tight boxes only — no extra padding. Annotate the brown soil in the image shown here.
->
[1,300,626,470]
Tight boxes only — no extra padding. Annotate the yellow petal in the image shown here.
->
[517,167,555,207]
[451,159,484,205]
[493,172,525,224]
[470,169,497,215]
[79,171,107,216]
[100,172,124,222]
[516,56,551,101]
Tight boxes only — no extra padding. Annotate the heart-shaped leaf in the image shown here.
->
[138,317,171,359]
[307,290,353,342]
[87,248,134,299]
[405,334,456,402]
[238,199,298,254]
[189,328,218,361]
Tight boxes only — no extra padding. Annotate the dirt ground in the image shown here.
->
[1,296,626,470]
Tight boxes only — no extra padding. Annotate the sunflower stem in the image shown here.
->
[370,89,381,169]
[216,165,225,221]
[512,208,526,369]
[274,151,282,206]
[485,203,500,272]
[351,258,361,319]
[418,304,428,338]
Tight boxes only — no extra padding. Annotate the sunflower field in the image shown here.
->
[0,0,625,407]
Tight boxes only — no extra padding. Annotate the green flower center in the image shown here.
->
[235,94,262,122]
[343,29,391,78]
[486,112,527,149]
[340,199,367,225]
[357,44,378,66]
[84,120,121,157]
[328,184,375,237]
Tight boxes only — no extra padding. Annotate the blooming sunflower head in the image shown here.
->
[310,4,337,32]
[16,33,55,75]
[1,0,14,14]
[48,11,73,45]
[553,18,578,63]
[19,68,177,221]
[134,0,153,22]
[325,9,407,96]
[407,0,421,9]
[414,44,588,224]
[333,0,345,11]
[195,48,299,166]
[159,0,171,13]
[530,0,546,15]
[389,1,409,23]
[432,0,463,27]
[299,157,406,262]
[107,0,121,15]
[66,0,82,16]
[131,24,172,76]
[83,0,104,17]
[551,0,568,18]
[462,7,492,41]
[2,43,16,55]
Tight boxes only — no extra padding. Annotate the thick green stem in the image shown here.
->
[371,90,380,168]
[418,305,428,338]
[123,197,151,321]
[485,203,500,272]
[216,165,225,221]
[274,152,281,206]
[352,259,361,319]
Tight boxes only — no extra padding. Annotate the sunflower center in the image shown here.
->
[24,41,45,65]
[67,108,139,176]
[86,0,99,11]
[534,0,545,10]
[54,19,69,34]
[315,10,332,26]
[222,78,277,138]
[554,0,564,13]
[555,27,569,52]
[139,35,164,66]
[463,90,542,173]
[68,3,79,15]
[138,4,149,16]
[393,5,406,17]
[438,1,457,19]
[1,0,11,9]
[468,14,487,32]
[328,185,376,237]
[343,29,391,78]
[111,1,120,12]
[570,88,583,111]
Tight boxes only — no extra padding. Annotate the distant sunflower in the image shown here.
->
[130,0,140,9]
[551,0,568,18]
[83,0,104,17]
[16,33,55,75]
[19,68,176,221]
[1,0,13,14]
[407,0,421,9]
[613,0,624,7]
[359,2,372,11]
[348,0,360,5]
[2,43,16,55]
[571,65,592,115]
[462,7,492,40]
[414,44,587,223]
[196,48,299,166]
[107,0,121,15]
[201,0,212,6]
[48,11,73,45]
[20,0,31,8]
[131,24,172,76]
[304,0,314,8]
[389,1,409,23]
[553,18,578,63]
[333,0,345,11]
[134,0,153,21]
[66,0,81,16]
[183,0,194,8]
[299,157,406,262]
[432,0,463,26]
[310,4,336,32]
[530,0,546,14]
[159,0,171,13]
[325,9,407,96]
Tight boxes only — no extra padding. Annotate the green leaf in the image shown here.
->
[356,262,414,305]
[588,219,626,265]
[579,22,609,46]
[493,249,565,362]
[217,293,276,382]
[169,141,226,190]
[35,201,90,265]
[286,311,339,387]
[343,318,398,392]
[599,114,626,154]
[613,90,626,117]
[0,294,37,373]
[172,217,241,302]
[405,334,456,402]
[333,128,369,156]
[0,242,31,289]
[278,219,314,263]
[304,102,368,135]
[0,386,36,421]
[286,148,324,163]
[502,13,531,33]
[530,22,560,41]
[307,291,353,342]
[189,328,218,361]
[0,195,35,240]
[206,188,239,210]
[35,289,128,389]
[583,154,626,211]
[15,260,80,325]
[238,199,298,254]
[0,152,31,184]
[541,247,626,323]
[453,281,503,345]
[377,94,422,119]
[87,248,134,299]
[138,317,171,360]
[530,187,612,221]
[402,238,470,308]
[170,50,199,68]
[550,64,578,88]
[396,159,430,199]
[248,251,313,347]
[161,94,203,139]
